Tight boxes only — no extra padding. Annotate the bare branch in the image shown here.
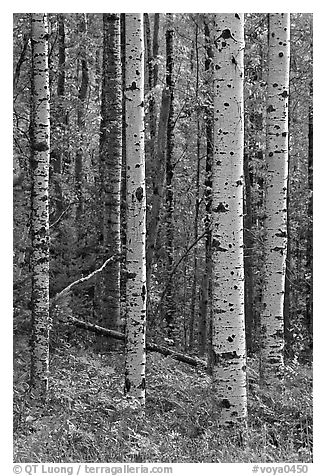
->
[51,254,119,307]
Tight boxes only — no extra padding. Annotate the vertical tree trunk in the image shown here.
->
[124,14,147,405]
[165,13,175,338]
[75,14,89,225]
[145,13,161,293]
[199,20,214,357]
[306,78,313,346]
[211,13,247,425]
[153,14,160,88]
[260,13,290,382]
[244,151,254,353]
[50,13,65,220]
[30,13,50,399]
[283,151,292,355]
[120,13,127,322]
[146,88,171,289]
[99,14,122,332]
[189,23,201,351]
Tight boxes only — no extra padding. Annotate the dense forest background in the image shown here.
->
[12,12,313,464]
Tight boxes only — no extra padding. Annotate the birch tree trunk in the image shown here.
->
[211,13,247,425]
[124,14,146,405]
[99,13,122,333]
[165,13,175,338]
[260,13,290,382]
[30,13,50,398]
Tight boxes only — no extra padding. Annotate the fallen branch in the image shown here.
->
[59,314,207,369]
[51,254,119,308]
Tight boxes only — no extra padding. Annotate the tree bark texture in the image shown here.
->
[99,13,122,332]
[30,13,51,398]
[211,13,247,425]
[199,20,214,357]
[260,13,290,382]
[124,14,147,405]
[165,13,175,337]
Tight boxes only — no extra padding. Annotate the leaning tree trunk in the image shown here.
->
[99,13,122,333]
[30,13,50,399]
[260,13,290,383]
[124,14,147,405]
[211,13,247,426]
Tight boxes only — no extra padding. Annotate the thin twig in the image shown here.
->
[49,203,73,229]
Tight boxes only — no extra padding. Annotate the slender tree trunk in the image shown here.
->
[50,13,65,220]
[30,13,50,399]
[199,20,214,357]
[120,13,127,322]
[283,152,292,355]
[143,14,152,96]
[75,14,89,225]
[124,14,147,405]
[260,13,290,382]
[165,13,175,337]
[153,14,160,88]
[244,151,254,353]
[99,14,122,333]
[211,13,247,425]
[146,88,171,289]
[189,24,201,351]
[145,13,160,296]
[306,78,313,346]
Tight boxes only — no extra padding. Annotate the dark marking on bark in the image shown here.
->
[281,90,288,98]
[221,398,231,409]
[135,186,144,202]
[214,202,228,213]
[34,141,49,152]
[126,272,137,279]
[235,13,240,19]
[271,246,284,253]
[279,52,284,57]
[275,230,287,238]
[267,105,276,113]
[141,285,146,303]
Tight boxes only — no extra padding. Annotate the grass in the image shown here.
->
[13,334,312,463]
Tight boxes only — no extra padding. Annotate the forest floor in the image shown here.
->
[13,332,312,463]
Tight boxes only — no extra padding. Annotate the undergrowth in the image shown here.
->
[13,335,312,463]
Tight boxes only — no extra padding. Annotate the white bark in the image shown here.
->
[260,13,290,381]
[124,14,147,405]
[30,13,50,397]
[211,13,247,425]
